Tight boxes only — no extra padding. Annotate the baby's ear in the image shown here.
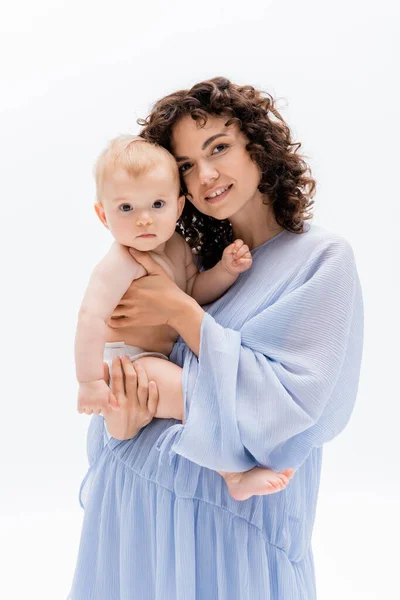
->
[177,194,185,219]
[94,202,109,229]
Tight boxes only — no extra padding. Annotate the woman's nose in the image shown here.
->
[198,161,219,186]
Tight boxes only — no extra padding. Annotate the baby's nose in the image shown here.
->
[136,212,152,226]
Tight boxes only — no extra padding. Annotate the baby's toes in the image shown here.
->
[278,475,290,488]
[281,468,295,479]
[267,477,282,491]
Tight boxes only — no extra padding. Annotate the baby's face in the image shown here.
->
[99,166,183,250]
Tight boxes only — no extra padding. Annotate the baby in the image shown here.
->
[75,135,294,500]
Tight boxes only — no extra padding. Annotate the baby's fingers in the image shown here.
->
[234,244,251,260]
[232,239,244,252]
[233,253,252,266]
[232,257,252,271]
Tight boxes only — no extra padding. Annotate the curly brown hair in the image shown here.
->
[138,77,315,268]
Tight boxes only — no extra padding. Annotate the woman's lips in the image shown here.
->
[205,184,233,204]
[137,234,156,238]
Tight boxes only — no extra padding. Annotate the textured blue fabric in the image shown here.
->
[69,225,363,600]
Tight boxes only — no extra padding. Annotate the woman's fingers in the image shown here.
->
[109,390,120,409]
[133,361,149,408]
[103,362,110,385]
[108,317,131,329]
[129,248,166,275]
[110,306,129,317]
[109,356,156,419]
[100,404,113,418]
[147,381,159,417]
[121,356,139,406]
[111,356,126,403]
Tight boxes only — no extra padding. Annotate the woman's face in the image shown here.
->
[170,114,262,222]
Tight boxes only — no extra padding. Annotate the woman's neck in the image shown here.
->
[230,195,283,251]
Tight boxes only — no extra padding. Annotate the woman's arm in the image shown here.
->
[170,241,363,472]
[109,243,363,473]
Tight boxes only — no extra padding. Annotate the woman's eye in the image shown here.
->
[119,204,133,212]
[152,200,165,209]
[179,162,192,174]
[212,143,228,154]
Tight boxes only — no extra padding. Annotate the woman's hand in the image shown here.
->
[108,250,186,329]
[109,249,205,356]
[103,355,159,440]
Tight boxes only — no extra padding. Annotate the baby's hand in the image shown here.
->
[221,239,252,276]
[77,380,119,415]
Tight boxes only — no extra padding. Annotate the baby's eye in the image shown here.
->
[152,200,165,209]
[119,204,133,212]
[179,162,192,174]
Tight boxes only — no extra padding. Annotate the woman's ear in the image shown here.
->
[176,194,186,219]
[94,202,109,229]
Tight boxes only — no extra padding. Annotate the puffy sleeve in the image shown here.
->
[167,239,364,473]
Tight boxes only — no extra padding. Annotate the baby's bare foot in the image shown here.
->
[222,467,295,501]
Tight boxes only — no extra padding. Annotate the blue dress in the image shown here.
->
[69,225,363,599]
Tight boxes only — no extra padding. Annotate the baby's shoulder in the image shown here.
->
[94,241,132,271]
[162,233,194,291]
[165,232,190,264]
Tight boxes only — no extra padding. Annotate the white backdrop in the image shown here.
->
[1,1,399,598]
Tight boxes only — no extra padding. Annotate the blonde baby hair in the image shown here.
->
[95,135,180,203]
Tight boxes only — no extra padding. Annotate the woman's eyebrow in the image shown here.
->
[175,133,229,162]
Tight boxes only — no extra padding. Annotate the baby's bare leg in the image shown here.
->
[130,358,294,501]
[133,357,184,421]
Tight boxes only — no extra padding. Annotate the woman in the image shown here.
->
[69,77,363,599]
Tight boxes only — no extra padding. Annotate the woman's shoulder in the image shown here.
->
[288,222,351,248]
[248,224,357,296]
[281,223,355,265]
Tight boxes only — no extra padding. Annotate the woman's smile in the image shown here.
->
[204,184,233,203]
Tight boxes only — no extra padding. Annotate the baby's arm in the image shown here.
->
[75,242,145,412]
[186,239,252,305]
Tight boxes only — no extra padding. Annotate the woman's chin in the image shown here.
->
[204,205,234,221]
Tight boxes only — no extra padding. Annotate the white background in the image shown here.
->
[1,1,399,598]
